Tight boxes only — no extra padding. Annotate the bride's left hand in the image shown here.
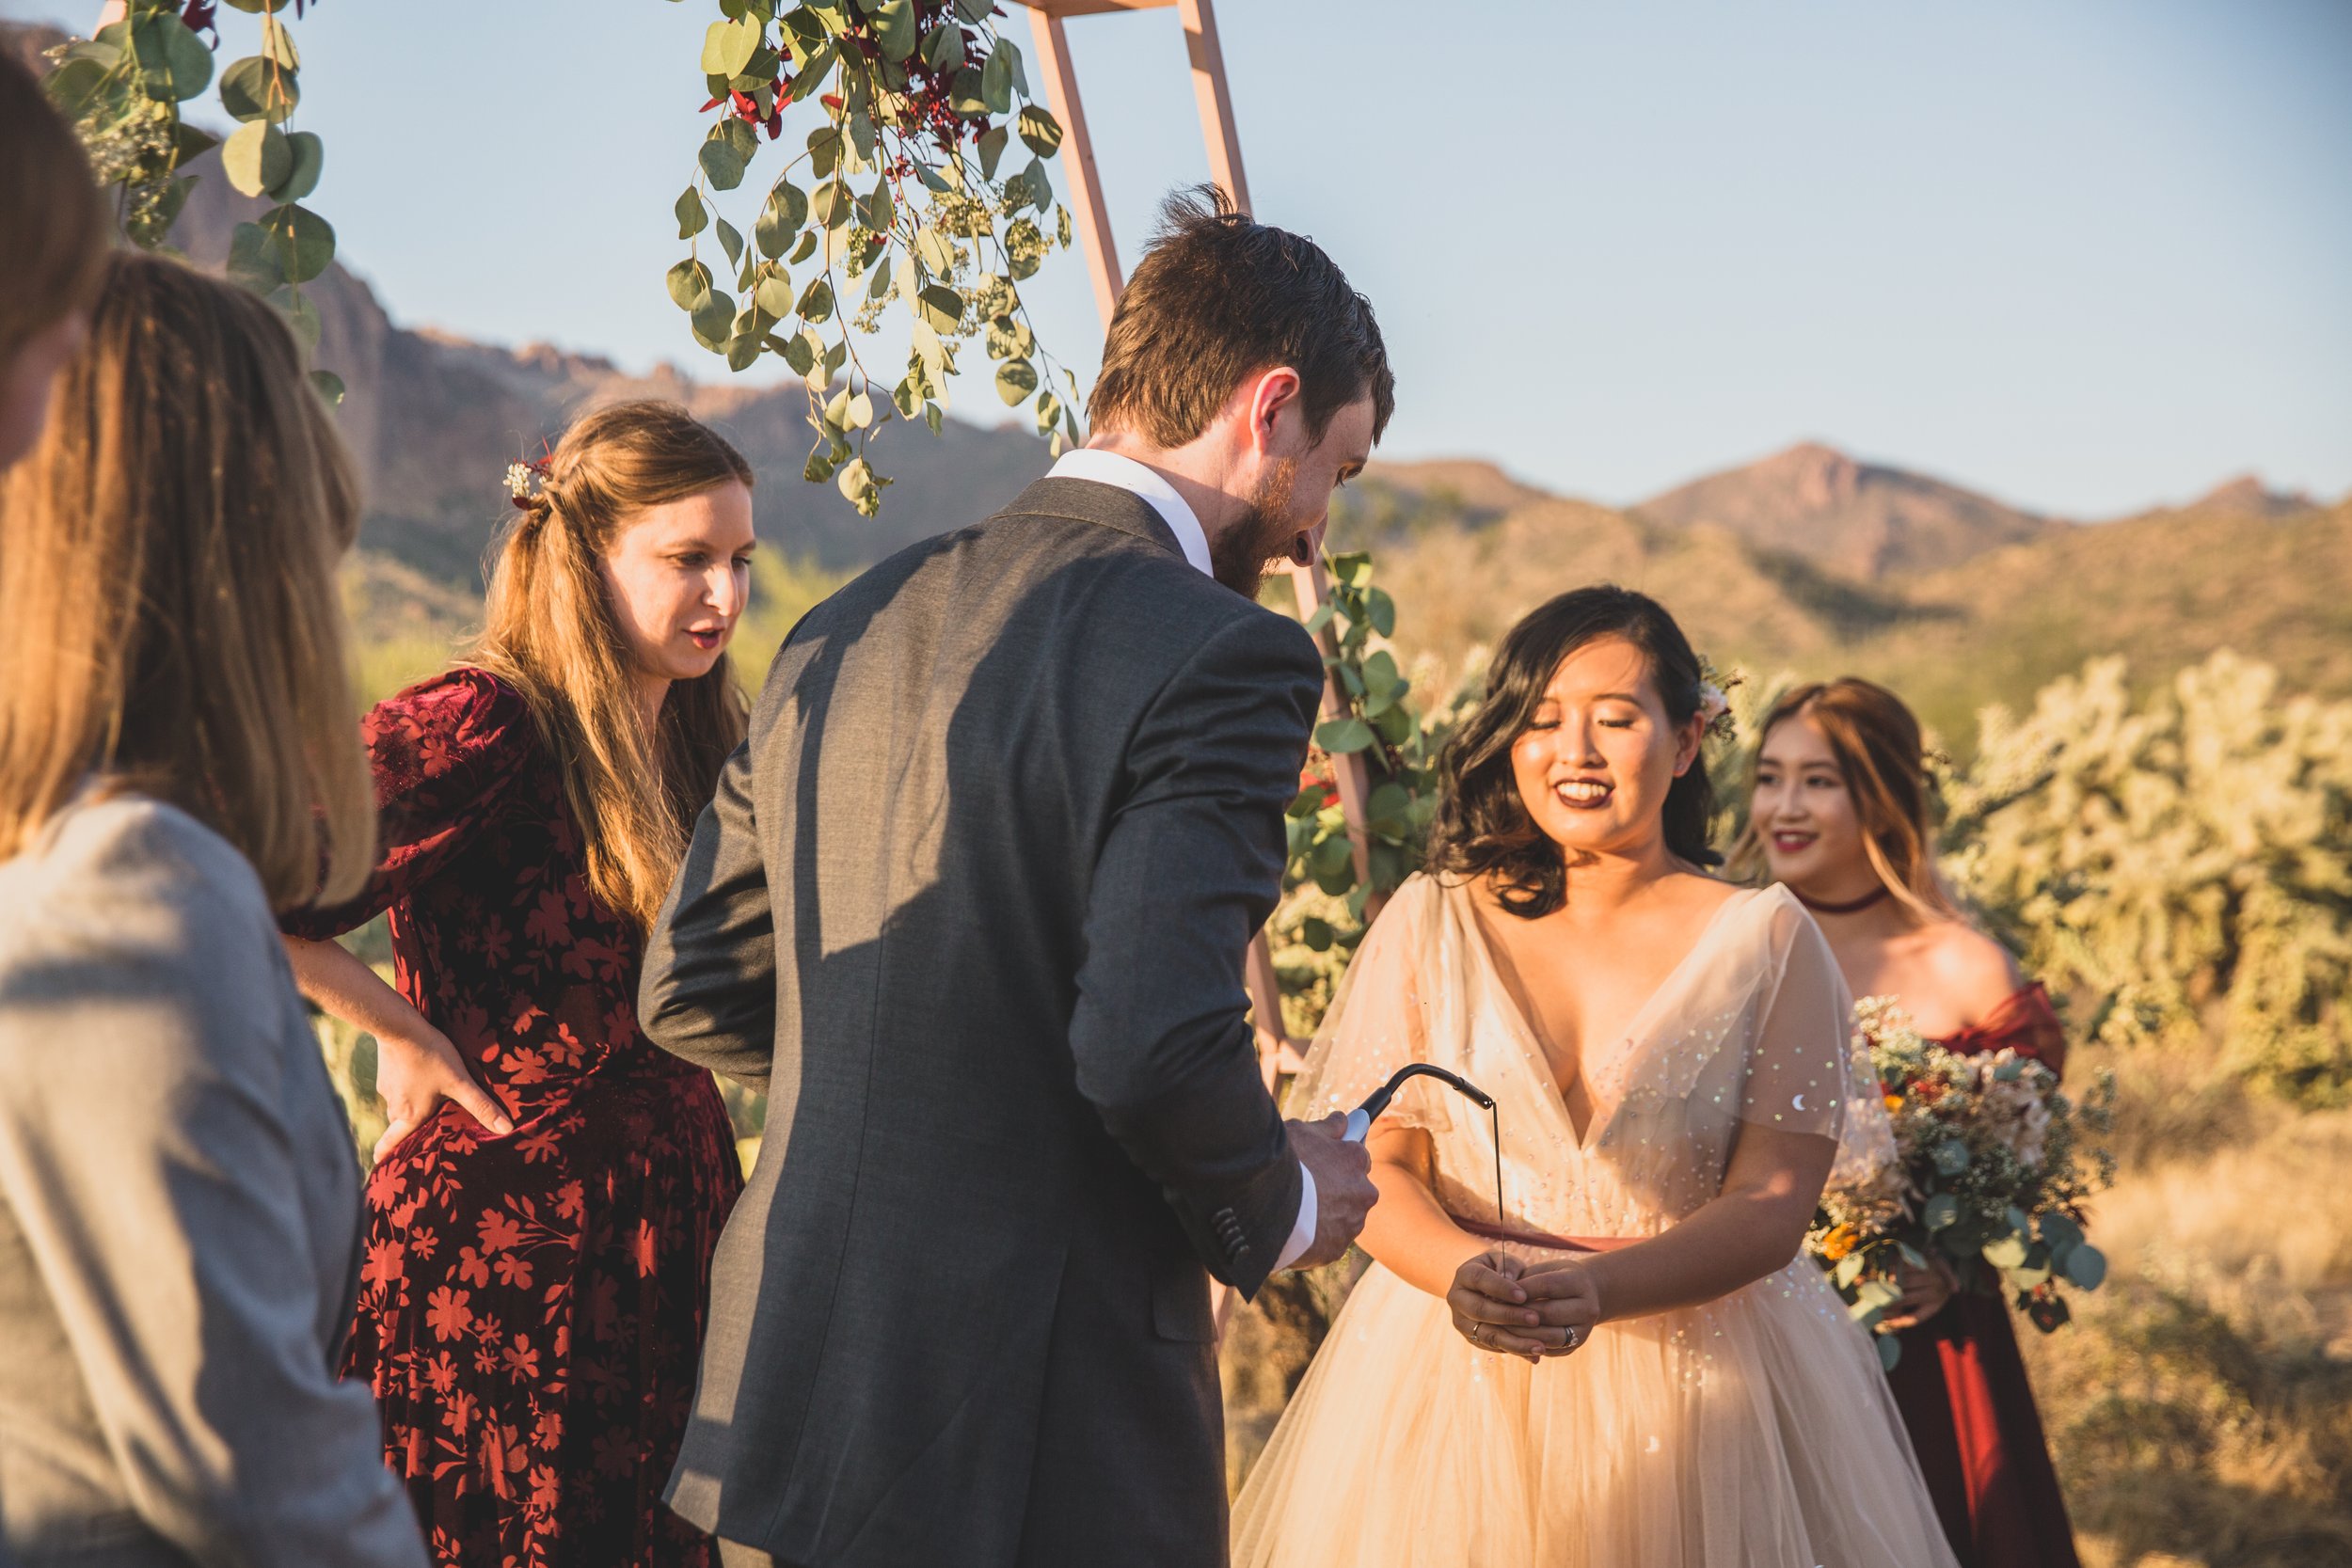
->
[1516,1259,1603,1357]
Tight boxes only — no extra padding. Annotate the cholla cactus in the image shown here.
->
[1945,652,2352,1105]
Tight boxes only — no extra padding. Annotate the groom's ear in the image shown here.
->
[1242,367,1307,457]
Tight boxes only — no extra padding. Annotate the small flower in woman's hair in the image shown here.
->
[507,451,554,511]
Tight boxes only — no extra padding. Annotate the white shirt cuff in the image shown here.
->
[1272,1159,1317,1273]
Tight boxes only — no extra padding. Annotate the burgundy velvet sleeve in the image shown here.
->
[278,668,535,942]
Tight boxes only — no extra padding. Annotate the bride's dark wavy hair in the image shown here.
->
[1428,586,1720,919]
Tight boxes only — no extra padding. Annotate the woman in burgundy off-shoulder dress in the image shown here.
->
[1885,983,2082,1568]
[1744,677,2080,1568]
[282,404,761,1568]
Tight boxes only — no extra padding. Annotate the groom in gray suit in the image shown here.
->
[640,188,1392,1568]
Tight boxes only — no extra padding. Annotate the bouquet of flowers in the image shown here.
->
[1808,995,2115,1366]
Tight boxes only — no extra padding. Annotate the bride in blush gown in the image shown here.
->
[1232,587,1956,1568]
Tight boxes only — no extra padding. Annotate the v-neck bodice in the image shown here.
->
[1465,886,1756,1148]
[1290,874,1887,1243]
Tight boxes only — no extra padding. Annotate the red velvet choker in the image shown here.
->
[1791,884,1890,916]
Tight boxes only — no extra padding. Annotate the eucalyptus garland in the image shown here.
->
[43,0,342,403]
[674,0,1081,515]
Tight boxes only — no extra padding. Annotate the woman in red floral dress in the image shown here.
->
[1742,677,2080,1568]
[282,402,759,1568]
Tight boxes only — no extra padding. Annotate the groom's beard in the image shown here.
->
[1209,458,1304,600]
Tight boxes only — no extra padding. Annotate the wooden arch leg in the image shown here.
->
[1025,8,1123,329]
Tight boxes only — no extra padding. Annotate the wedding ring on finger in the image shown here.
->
[1469,1322,1488,1348]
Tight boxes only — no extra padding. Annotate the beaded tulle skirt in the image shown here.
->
[1234,1253,1955,1567]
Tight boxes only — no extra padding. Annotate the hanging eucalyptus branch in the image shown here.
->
[43,0,343,402]
[673,0,1081,515]
[1285,552,1454,940]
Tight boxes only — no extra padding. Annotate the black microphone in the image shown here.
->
[1339,1063,1507,1227]
[1342,1063,1496,1143]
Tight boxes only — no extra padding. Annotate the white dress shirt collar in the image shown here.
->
[1045,448,1213,578]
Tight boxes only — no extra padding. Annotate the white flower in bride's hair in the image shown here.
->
[1692,656,1742,742]
[505,462,533,499]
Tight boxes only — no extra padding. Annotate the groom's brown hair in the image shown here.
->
[1088,186,1394,448]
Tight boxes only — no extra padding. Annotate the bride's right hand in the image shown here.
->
[372,1024,513,1164]
[1447,1248,1549,1362]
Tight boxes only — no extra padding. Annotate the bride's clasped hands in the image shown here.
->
[1444,1250,1602,1363]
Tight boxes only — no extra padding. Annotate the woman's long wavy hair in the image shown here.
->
[1730,678,1961,923]
[0,253,375,906]
[1428,586,1718,918]
[471,401,751,930]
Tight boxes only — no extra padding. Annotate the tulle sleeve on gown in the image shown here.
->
[1232,879,1953,1568]
[1288,876,1457,1135]
[1732,895,1897,1192]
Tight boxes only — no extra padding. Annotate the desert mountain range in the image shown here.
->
[1343,457,2346,745]
[16,12,2343,750]
[169,153,2352,745]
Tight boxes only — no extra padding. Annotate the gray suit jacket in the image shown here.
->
[641,477,1323,1568]
[0,796,426,1568]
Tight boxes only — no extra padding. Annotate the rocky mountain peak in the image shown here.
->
[1756,441,1865,511]
[1632,440,2050,579]
[2188,474,2316,519]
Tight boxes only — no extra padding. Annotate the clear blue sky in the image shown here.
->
[12,0,2348,515]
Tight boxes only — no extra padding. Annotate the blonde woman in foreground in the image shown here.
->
[1233,587,1956,1567]
[279,402,754,1568]
[0,252,428,1567]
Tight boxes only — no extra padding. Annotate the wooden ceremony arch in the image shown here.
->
[80,0,1367,1168]
[1010,0,1377,1098]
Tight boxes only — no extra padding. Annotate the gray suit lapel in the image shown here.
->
[996,477,1186,562]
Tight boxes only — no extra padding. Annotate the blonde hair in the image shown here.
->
[473,401,752,930]
[1733,678,1961,924]
[0,252,375,906]
[0,50,107,365]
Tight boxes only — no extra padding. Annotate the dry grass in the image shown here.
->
[2024,1050,2352,1567]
